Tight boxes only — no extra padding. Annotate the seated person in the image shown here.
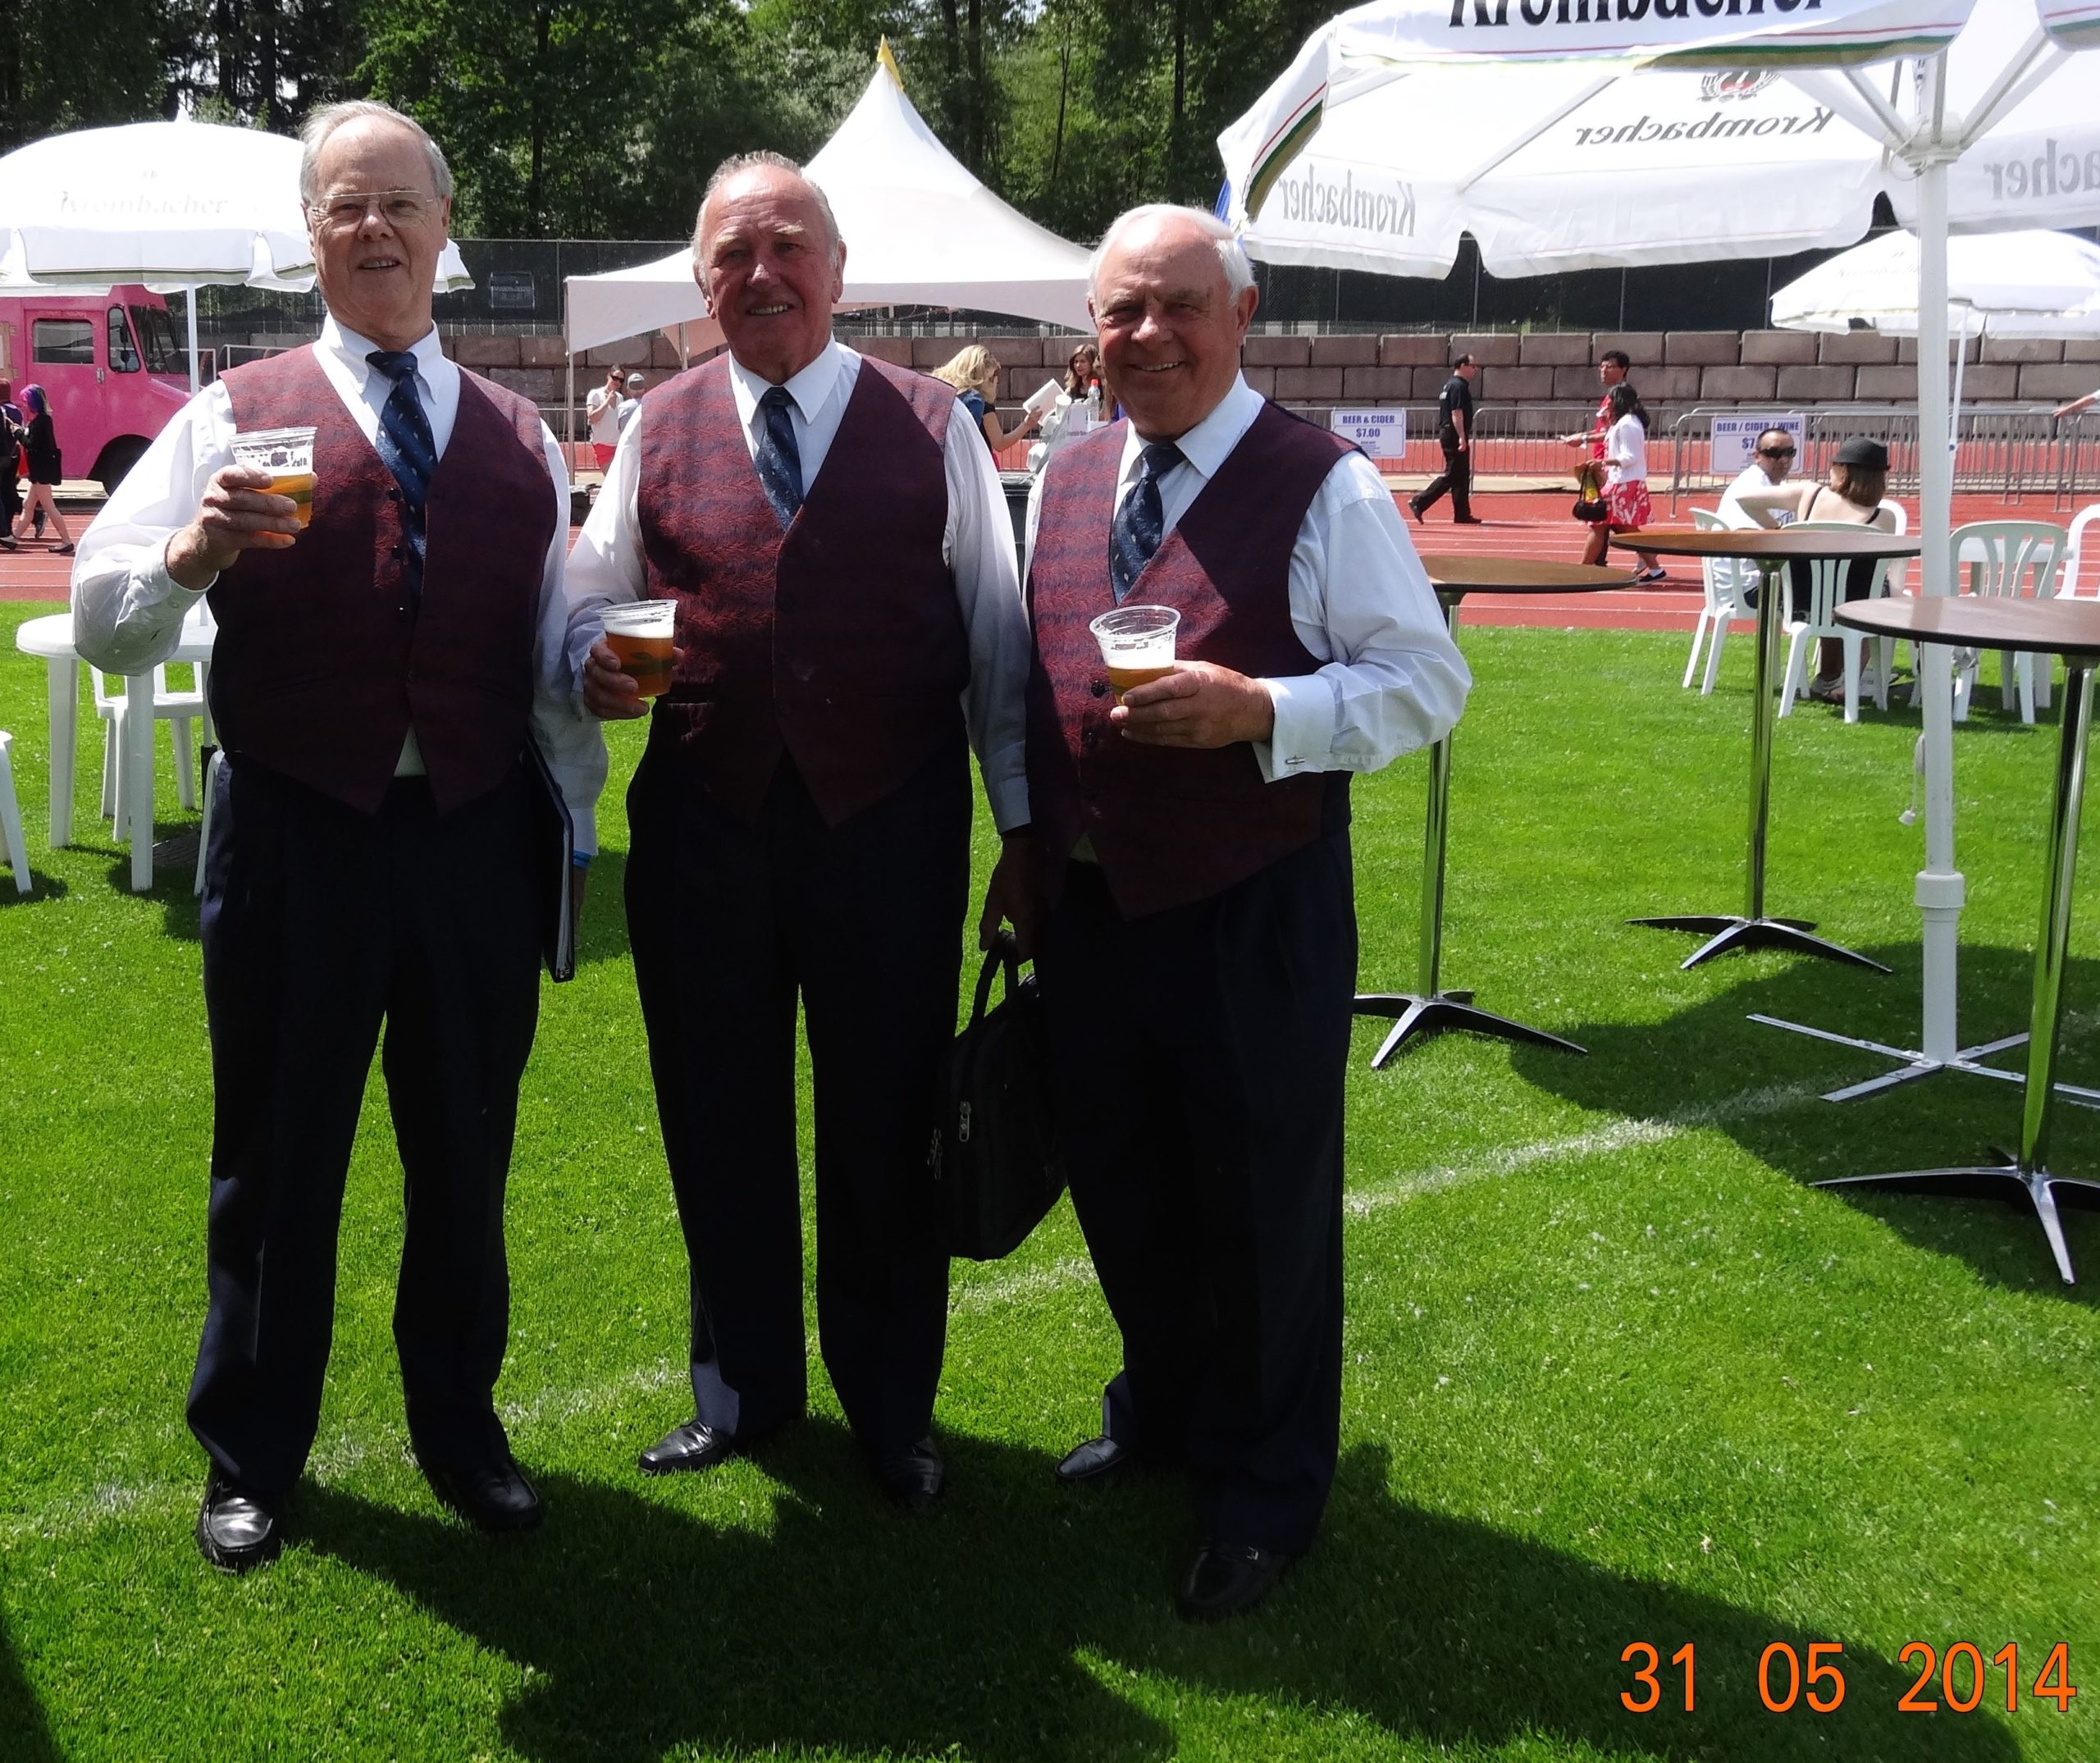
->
[1733,436,1897,702]
[1718,427,1796,528]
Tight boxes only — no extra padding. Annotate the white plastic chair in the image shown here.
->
[1777,523,1892,724]
[0,731,29,895]
[1682,508,1757,694]
[2056,505,2100,599]
[89,662,208,839]
[1947,520,2067,724]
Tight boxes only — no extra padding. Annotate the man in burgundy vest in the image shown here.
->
[71,103,601,1573]
[567,154,1030,1507]
[1008,206,1470,1619]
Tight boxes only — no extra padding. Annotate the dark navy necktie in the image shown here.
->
[1109,441,1183,604]
[367,349,436,603]
[754,385,804,528]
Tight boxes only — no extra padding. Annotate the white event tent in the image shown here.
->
[1219,0,2100,1101]
[0,120,472,390]
[1773,226,2100,340]
[561,43,1092,385]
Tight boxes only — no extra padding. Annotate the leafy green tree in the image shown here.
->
[0,0,164,151]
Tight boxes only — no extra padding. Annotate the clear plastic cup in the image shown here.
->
[1089,605,1180,702]
[600,599,677,699]
[230,427,317,532]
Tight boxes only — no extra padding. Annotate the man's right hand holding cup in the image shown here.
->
[582,639,650,719]
[165,465,301,591]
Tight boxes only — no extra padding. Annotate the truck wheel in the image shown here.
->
[97,438,148,496]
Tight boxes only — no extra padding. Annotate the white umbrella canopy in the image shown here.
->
[1220,0,2100,276]
[562,46,1093,355]
[0,119,471,292]
[1772,226,2100,335]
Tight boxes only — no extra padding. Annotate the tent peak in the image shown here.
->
[878,38,905,89]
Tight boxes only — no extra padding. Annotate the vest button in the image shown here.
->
[1081,728,1098,751]
[386,487,400,502]
[1089,678,1107,698]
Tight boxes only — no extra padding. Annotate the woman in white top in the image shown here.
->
[1582,381,1655,573]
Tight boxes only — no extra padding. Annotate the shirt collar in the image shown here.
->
[728,340,843,429]
[1119,373,1262,486]
[322,314,444,386]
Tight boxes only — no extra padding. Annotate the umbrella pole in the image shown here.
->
[1915,132,1963,1070]
[186,286,200,395]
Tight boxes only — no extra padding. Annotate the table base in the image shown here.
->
[1746,1015,2100,1108]
[1815,1157,2100,1285]
[1354,989,1587,1068]
[1626,913,1891,974]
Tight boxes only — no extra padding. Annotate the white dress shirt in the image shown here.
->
[71,315,605,849]
[1025,373,1470,780]
[567,339,1032,832]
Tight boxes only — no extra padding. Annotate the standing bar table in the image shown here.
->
[1617,526,1920,972]
[1813,595,2100,1284]
[1353,555,1632,1068]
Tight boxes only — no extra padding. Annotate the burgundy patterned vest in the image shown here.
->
[637,353,967,826]
[1025,400,1351,918]
[212,345,555,815]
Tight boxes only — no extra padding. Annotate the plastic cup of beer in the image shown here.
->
[1089,605,1180,703]
[600,599,677,700]
[230,427,317,533]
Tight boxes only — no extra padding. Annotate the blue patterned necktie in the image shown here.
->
[366,349,436,604]
[1109,441,1183,604]
[753,385,804,528]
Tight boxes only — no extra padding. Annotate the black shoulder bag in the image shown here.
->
[933,932,1066,1260]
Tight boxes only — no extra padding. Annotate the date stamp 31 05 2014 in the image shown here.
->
[1619,1641,2077,1716]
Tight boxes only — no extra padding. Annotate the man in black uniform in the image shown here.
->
[1406,355,1480,525]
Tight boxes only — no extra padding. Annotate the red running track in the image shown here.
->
[6,487,2089,631]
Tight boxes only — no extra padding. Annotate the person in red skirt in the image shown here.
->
[1581,381,1655,570]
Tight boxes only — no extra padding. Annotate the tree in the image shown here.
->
[0,0,163,152]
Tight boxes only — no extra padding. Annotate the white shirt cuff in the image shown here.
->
[147,546,215,606]
[986,770,1030,835]
[1253,674,1335,782]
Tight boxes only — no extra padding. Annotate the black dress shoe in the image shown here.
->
[422,1456,542,1533]
[1404,500,1424,523]
[1454,515,1486,524]
[637,1418,737,1476]
[1175,1541,1294,1621]
[196,1476,282,1574]
[1053,1434,1131,1484]
[872,1436,944,1509]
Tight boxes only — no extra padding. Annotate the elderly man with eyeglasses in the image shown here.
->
[71,99,601,1572]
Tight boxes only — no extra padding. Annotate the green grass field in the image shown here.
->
[2,599,2096,1762]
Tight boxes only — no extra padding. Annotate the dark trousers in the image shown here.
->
[625,741,966,1455]
[187,759,541,1496]
[1038,833,1357,1555]
[1413,427,1472,521]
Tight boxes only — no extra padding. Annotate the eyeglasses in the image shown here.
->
[1758,446,1797,459]
[309,190,437,232]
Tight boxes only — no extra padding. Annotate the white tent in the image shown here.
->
[561,45,1092,359]
[0,119,472,388]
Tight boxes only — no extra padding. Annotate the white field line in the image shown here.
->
[2,1076,1827,1546]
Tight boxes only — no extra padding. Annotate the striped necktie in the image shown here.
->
[367,349,436,602]
[754,385,804,528]
[1109,441,1183,605]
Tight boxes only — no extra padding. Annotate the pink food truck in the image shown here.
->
[0,285,189,491]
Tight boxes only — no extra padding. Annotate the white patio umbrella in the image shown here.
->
[1221,0,2100,1096]
[562,44,1091,372]
[0,120,472,389]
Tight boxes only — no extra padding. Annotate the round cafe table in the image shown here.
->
[1617,525,1921,972]
[1352,555,1632,1068]
[13,610,216,893]
[1814,594,2100,1285]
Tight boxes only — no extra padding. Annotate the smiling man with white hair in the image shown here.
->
[564,151,1030,1510]
[994,202,1469,1619]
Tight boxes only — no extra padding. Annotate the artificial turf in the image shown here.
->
[1,598,2094,1761]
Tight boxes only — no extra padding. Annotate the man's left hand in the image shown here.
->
[1112,662,1274,748]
